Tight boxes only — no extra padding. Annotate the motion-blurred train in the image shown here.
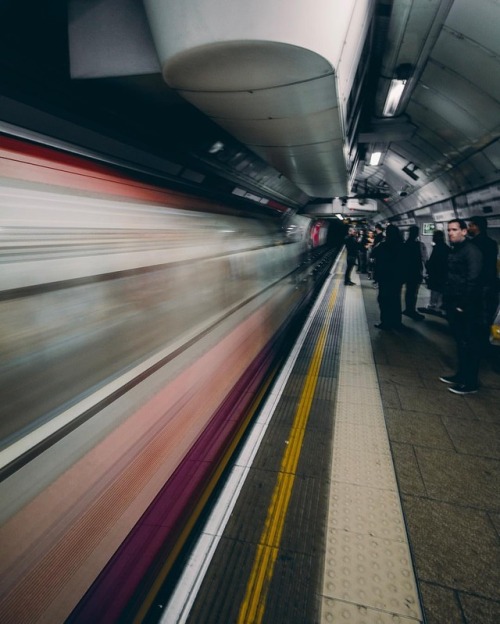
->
[0,135,335,623]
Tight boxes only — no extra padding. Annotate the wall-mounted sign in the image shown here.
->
[423,222,436,235]
[393,218,416,227]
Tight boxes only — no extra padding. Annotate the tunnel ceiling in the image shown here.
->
[0,0,499,221]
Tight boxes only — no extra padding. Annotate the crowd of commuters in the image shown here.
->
[343,216,499,395]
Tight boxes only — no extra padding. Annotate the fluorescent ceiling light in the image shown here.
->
[208,141,224,154]
[335,213,344,220]
[383,79,406,116]
[369,151,382,166]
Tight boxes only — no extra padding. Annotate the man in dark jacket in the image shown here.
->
[419,229,450,316]
[374,225,405,329]
[369,223,385,286]
[402,225,428,320]
[440,219,483,394]
[467,216,499,330]
[343,227,359,285]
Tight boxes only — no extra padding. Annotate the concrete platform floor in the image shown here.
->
[362,273,500,624]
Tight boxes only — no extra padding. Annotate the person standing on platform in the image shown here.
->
[402,225,427,321]
[419,229,450,317]
[374,224,405,330]
[373,223,385,245]
[440,219,483,395]
[357,229,370,274]
[343,227,359,286]
[366,230,375,279]
[369,223,385,287]
[467,216,499,338]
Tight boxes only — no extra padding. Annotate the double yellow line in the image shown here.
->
[238,283,339,623]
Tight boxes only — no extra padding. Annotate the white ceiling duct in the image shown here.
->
[144,0,375,199]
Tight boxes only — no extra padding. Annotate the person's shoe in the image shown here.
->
[374,323,391,330]
[418,307,443,317]
[344,281,355,286]
[403,310,425,321]
[448,384,478,395]
[439,374,462,384]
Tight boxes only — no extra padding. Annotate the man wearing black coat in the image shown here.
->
[440,219,483,394]
[343,227,359,285]
[402,225,428,320]
[374,225,405,329]
[467,216,499,330]
[419,229,450,316]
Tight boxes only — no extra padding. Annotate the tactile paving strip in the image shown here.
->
[329,482,407,542]
[332,419,393,457]
[338,363,379,389]
[320,597,420,623]
[321,280,423,623]
[323,529,421,619]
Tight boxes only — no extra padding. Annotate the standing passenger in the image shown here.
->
[467,216,499,334]
[343,227,358,286]
[374,224,405,329]
[366,230,375,279]
[419,229,450,316]
[440,219,483,394]
[402,225,427,320]
[370,223,385,287]
[357,229,370,274]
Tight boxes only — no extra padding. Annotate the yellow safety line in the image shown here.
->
[238,282,339,624]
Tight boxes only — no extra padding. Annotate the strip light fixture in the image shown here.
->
[369,151,382,166]
[383,78,407,116]
[382,64,412,117]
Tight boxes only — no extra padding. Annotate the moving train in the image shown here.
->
[0,135,334,623]
[1,0,499,621]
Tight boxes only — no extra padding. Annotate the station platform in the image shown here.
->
[150,254,500,624]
